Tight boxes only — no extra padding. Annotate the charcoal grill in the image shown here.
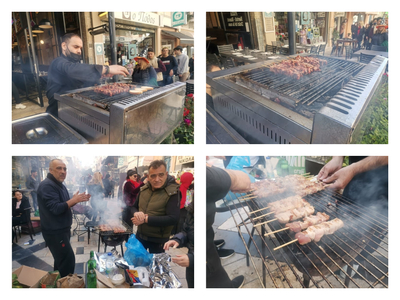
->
[207,54,388,143]
[97,220,132,256]
[222,188,388,288]
[54,82,186,144]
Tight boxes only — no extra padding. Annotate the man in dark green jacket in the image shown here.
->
[131,160,180,253]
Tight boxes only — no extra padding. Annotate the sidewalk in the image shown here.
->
[12,218,188,288]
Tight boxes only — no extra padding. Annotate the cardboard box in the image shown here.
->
[12,265,48,288]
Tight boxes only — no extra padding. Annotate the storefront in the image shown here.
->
[90,12,194,66]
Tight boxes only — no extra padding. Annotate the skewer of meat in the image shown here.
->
[264,212,330,236]
[275,203,315,223]
[254,203,314,227]
[273,218,344,250]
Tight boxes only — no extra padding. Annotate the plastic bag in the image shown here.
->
[123,234,153,267]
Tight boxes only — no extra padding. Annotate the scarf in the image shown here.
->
[128,179,140,188]
[179,172,194,209]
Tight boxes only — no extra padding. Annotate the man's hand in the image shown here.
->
[108,65,129,76]
[169,70,174,76]
[179,74,182,77]
[163,240,179,250]
[67,191,90,208]
[317,156,344,181]
[323,165,356,190]
[143,178,148,184]
[131,212,146,226]
[225,169,251,193]
[171,254,189,267]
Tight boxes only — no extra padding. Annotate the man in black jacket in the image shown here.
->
[46,33,128,117]
[206,166,251,288]
[131,160,180,253]
[158,47,178,86]
[37,159,90,277]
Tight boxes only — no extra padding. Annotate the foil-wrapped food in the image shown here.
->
[150,253,182,288]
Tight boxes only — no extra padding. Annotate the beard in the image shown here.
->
[65,47,81,63]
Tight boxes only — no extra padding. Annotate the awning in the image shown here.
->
[161,30,194,42]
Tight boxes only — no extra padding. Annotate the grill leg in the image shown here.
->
[261,225,266,287]
[121,244,124,256]
[246,226,256,267]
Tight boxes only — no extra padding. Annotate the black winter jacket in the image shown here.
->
[37,173,72,234]
[171,202,194,268]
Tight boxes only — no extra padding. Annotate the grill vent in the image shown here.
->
[218,98,290,144]
[64,110,107,136]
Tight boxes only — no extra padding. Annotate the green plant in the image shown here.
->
[360,81,388,144]
[161,94,194,144]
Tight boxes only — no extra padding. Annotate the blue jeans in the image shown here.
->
[163,74,173,85]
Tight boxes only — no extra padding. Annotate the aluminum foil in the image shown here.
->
[150,253,182,288]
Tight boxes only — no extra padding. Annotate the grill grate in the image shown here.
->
[68,83,179,111]
[232,56,365,117]
[222,188,388,288]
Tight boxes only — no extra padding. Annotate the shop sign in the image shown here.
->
[172,12,187,27]
[335,12,346,18]
[177,156,194,165]
[119,12,160,27]
[223,12,247,31]
[95,43,103,55]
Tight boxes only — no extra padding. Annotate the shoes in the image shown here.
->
[231,275,245,288]
[15,103,26,109]
[214,239,225,248]
[217,248,235,259]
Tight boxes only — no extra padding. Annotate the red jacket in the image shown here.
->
[123,180,144,207]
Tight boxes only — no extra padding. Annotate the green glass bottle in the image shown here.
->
[87,251,97,288]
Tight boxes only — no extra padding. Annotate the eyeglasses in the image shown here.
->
[149,173,166,180]
[133,175,137,178]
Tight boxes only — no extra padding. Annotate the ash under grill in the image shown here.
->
[222,190,388,288]
[207,55,388,143]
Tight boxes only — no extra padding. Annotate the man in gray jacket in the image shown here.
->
[174,45,189,82]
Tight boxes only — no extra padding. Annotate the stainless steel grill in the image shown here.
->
[207,55,388,143]
[222,188,388,288]
[55,82,186,144]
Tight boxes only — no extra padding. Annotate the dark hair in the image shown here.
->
[126,169,137,180]
[147,47,154,53]
[13,190,23,196]
[31,169,37,174]
[148,160,167,171]
[61,33,81,44]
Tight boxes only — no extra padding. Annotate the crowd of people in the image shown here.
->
[12,158,195,287]
[343,17,388,51]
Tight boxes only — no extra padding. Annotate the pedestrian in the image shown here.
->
[87,172,105,222]
[12,190,31,242]
[122,169,145,228]
[189,54,194,79]
[37,159,90,277]
[351,22,358,40]
[163,200,194,288]
[206,166,251,287]
[356,21,364,49]
[174,46,189,82]
[363,23,370,49]
[25,169,39,212]
[173,172,194,234]
[102,173,112,198]
[132,56,158,86]
[147,48,166,86]
[158,47,178,86]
